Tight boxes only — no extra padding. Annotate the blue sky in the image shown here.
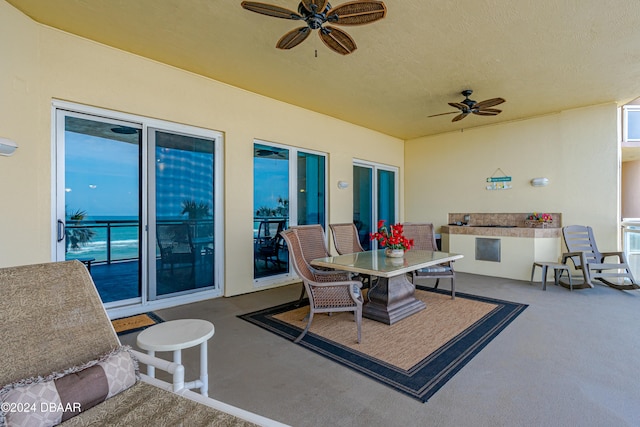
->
[65,133,139,217]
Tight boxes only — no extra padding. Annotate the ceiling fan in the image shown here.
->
[428,90,506,122]
[240,1,387,55]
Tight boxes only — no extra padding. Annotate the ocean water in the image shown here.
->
[64,216,213,263]
[65,217,140,262]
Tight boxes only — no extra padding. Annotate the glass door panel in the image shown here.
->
[297,152,326,226]
[353,165,373,250]
[353,163,398,251]
[378,169,396,225]
[59,114,142,304]
[152,130,216,298]
[253,144,290,279]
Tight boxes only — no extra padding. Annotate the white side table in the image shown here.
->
[136,319,215,396]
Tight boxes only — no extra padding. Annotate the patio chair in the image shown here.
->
[329,222,372,288]
[280,229,363,344]
[254,219,286,271]
[403,222,456,299]
[0,260,285,426]
[157,223,196,274]
[289,224,351,304]
[561,225,640,290]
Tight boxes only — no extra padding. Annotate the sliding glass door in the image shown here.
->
[253,141,326,283]
[54,102,223,312]
[56,112,142,304]
[149,129,217,299]
[353,161,398,250]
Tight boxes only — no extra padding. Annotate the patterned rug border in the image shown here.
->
[112,312,164,336]
[238,286,527,402]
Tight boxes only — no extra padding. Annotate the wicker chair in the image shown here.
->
[289,224,350,303]
[562,225,640,290]
[329,222,365,254]
[281,229,363,343]
[403,223,456,299]
[329,222,372,288]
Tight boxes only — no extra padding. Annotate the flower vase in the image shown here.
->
[385,248,404,258]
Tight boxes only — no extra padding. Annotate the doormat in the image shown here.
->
[112,312,164,336]
[239,286,527,402]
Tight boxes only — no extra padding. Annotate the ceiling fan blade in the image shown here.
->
[427,111,459,118]
[473,108,502,116]
[319,26,357,55]
[452,113,469,122]
[448,102,467,110]
[277,27,311,50]
[327,1,387,25]
[473,97,505,110]
[301,0,329,13]
[241,1,302,20]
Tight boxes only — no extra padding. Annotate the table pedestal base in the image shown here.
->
[363,274,426,325]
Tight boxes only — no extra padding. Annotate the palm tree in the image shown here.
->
[65,208,96,252]
[181,199,211,219]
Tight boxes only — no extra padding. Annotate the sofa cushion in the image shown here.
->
[0,346,138,427]
[61,381,259,427]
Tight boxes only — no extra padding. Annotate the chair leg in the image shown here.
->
[355,309,362,344]
[296,283,306,306]
[434,278,440,289]
[294,311,314,343]
[450,276,455,300]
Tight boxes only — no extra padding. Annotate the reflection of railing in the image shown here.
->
[253,217,288,238]
[622,220,640,278]
[65,219,214,264]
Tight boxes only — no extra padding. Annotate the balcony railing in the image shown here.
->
[622,219,640,279]
[65,219,214,264]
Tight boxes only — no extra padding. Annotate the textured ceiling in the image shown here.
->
[7,0,640,141]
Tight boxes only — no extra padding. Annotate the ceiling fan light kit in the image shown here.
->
[241,1,387,55]
[0,137,18,156]
[428,89,506,122]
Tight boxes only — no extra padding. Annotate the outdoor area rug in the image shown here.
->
[112,312,164,336]
[239,286,527,402]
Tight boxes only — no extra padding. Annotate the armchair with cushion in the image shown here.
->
[288,224,351,303]
[280,229,363,344]
[0,260,287,426]
[403,222,456,299]
[329,222,372,288]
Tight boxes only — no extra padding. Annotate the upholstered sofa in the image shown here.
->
[0,261,287,426]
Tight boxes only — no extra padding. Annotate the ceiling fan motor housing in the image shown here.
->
[298,2,331,29]
[461,90,476,110]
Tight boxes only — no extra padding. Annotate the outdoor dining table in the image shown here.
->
[311,249,464,325]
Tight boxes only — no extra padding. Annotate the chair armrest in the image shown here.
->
[561,252,584,266]
[130,349,185,392]
[599,251,627,262]
[309,280,362,288]
[313,268,352,282]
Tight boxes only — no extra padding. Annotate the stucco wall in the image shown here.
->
[405,104,621,251]
[0,1,404,296]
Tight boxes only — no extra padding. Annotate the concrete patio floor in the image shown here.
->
[120,272,640,427]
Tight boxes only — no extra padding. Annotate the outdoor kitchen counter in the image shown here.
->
[441,225,562,238]
[441,224,562,281]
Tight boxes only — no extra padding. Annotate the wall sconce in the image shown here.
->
[0,138,18,156]
[530,177,549,187]
[337,180,349,190]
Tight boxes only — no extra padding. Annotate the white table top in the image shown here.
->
[311,249,463,278]
[136,319,215,352]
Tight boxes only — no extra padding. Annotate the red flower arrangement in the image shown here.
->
[370,220,414,251]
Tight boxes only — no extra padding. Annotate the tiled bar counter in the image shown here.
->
[440,213,562,281]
